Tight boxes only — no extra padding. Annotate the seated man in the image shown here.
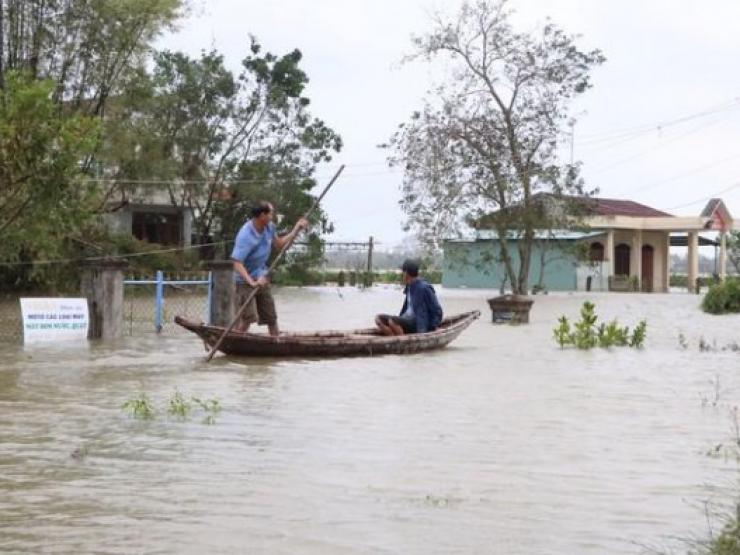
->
[375,259,443,335]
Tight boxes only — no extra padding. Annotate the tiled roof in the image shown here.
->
[700,198,723,218]
[582,197,674,218]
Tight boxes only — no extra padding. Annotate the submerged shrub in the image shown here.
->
[553,302,647,350]
[629,320,647,349]
[168,390,191,419]
[122,394,156,420]
[122,391,221,424]
[702,279,740,315]
[553,316,572,348]
[572,301,598,350]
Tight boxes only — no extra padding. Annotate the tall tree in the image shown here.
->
[0,72,99,288]
[101,40,342,244]
[386,0,604,294]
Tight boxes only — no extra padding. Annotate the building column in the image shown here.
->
[688,231,699,293]
[632,230,643,291]
[606,229,615,278]
[719,231,728,282]
[663,233,671,292]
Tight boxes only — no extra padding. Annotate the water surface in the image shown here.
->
[1,287,739,553]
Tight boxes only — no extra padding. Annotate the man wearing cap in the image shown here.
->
[231,201,307,336]
[375,259,443,335]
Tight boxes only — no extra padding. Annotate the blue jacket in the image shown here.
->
[400,278,443,333]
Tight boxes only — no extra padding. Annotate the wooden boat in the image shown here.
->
[175,310,480,358]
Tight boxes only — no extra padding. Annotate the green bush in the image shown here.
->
[270,268,443,287]
[670,274,719,289]
[702,279,740,314]
[553,301,647,350]
[272,264,327,286]
[100,234,202,274]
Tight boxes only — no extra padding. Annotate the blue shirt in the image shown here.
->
[230,221,276,282]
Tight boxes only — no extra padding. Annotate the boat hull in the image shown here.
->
[175,311,480,358]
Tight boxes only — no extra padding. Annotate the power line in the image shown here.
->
[664,180,740,211]
[618,151,740,196]
[80,168,403,187]
[0,240,234,268]
[587,112,732,175]
[576,96,740,144]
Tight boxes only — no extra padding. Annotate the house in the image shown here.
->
[442,197,736,293]
[103,186,192,247]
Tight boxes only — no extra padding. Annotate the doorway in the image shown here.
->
[641,245,654,292]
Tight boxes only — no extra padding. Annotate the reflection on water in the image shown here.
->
[1,287,739,554]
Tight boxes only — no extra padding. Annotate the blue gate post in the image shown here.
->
[206,271,213,325]
[155,270,164,333]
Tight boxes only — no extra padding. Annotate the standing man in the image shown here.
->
[231,201,307,335]
[375,259,443,335]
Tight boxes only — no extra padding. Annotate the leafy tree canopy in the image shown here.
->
[100,38,342,248]
[385,0,604,294]
[0,72,100,289]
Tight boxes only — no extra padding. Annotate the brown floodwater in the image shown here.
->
[1,287,739,554]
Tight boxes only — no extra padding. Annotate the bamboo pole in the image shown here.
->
[205,165,345,361]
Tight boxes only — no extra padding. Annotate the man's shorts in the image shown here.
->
[376,314,417,334]
[235,283,277,327]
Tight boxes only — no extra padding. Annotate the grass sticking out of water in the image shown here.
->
[168,390,191,419]
[122,394,156,420]
[192,396,221,425]
[122,391,221,424]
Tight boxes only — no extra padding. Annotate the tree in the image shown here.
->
[0,72,100,289]
[728,231,740,275]
[0,0,183,114]
[386,0,604,294]
[0,0,184,290]
[100,40,342,244]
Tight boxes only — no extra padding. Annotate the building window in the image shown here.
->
[132,212,181,245]
[589,242,605,262]
[614,243,631,276]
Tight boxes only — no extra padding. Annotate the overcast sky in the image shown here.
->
[159,0,740,246]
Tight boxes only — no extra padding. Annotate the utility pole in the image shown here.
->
[365,236,374,287]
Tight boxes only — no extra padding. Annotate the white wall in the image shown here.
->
[576,262,609,292]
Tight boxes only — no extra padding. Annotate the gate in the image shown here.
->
[123,271,212,335]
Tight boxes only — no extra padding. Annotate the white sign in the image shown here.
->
[20,298,89,344]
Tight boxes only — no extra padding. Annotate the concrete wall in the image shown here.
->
[576,262,609,292]
[103,209,133,235]
[442,240,578,291]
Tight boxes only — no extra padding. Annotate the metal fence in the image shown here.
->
[0,271,212,342]
[0,297,22,343]
[123,271,212,335]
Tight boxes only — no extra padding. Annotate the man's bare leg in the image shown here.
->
[388,321,405,336]
[375,316,394,336]
[234,322,250,333]
[268,323,280,337]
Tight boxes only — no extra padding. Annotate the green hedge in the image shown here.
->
[670,274,718,289]
[271,269,443,287]
[702,278,740,314]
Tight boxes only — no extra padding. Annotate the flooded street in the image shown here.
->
[1,287,739,554]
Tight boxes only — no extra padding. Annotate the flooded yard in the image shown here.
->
[1,287,739,554]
